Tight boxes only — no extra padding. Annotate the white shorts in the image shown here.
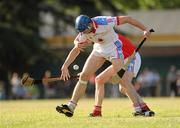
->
[124,52,141,77]
[92,40,141,77]
[92,40,124,61]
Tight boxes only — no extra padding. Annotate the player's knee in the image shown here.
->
[95,76,105,85]
[80,72,91,81]
[78,79,88,86]
[119,85,126,95]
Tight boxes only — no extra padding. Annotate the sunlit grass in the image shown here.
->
[1,98,180,128]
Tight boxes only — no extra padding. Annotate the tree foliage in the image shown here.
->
[0,0,180,99]
[0,0,45,72]
[0,0,180,74]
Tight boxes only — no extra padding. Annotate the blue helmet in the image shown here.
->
[75,15,92,32]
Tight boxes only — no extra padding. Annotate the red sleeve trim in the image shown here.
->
[116,16,120,25]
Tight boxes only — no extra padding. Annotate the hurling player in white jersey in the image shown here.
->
[56,15,153,117]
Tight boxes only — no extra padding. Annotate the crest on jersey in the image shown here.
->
[107,18,113,23]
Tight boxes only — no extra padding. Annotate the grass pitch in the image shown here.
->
[1,98,180,128]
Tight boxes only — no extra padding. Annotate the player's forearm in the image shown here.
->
[63,47,80,68]
[128,17,147,31]
[120,16,148,31]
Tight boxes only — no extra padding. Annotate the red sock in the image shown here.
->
[140,103,150,111]
[92,105,102,116]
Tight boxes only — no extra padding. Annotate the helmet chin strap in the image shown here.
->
[87,25,94,33]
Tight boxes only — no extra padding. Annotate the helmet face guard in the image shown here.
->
[75,15,92,32]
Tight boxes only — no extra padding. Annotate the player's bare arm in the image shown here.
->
[60,46,81,81]
[60,39,89,81]
[118,16,151,38]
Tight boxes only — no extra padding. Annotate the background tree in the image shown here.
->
[0,0,180,99]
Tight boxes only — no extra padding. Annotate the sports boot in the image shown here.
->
[133,110,155,117]
[89,110,102,117]
[56,104,73,117]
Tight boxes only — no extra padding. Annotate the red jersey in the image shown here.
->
[119,35,135,59]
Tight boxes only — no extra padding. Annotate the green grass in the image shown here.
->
[1,98,180,128]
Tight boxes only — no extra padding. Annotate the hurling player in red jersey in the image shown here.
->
[90,35,155,117]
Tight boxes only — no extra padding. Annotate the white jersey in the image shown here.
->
[74,16,124,61]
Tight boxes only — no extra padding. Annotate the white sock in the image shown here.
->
[133,103,141,112]
[134,106,141,112]
[67,101,77,112]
